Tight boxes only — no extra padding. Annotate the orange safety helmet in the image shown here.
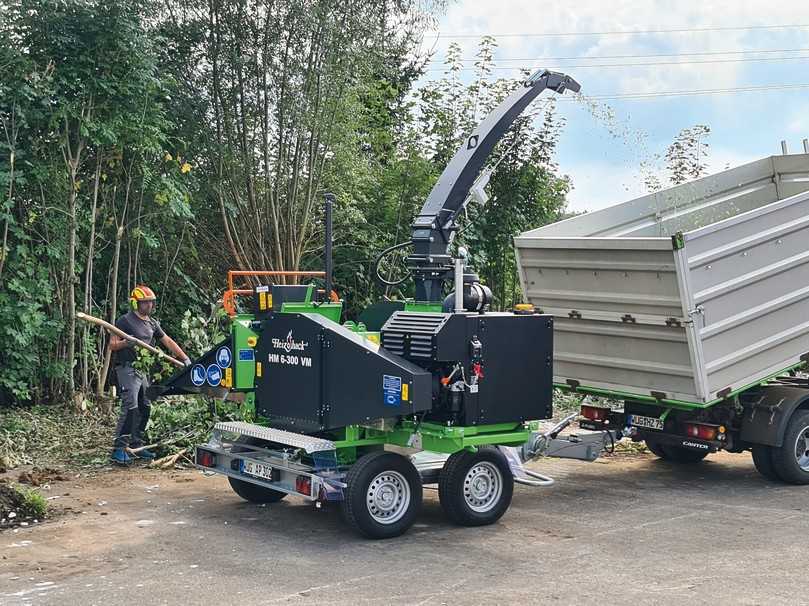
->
[130,285,157,310]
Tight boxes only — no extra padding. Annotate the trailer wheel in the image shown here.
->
[228,437,288,503]
[438,447,514,527]
[751,444,780,481]
[770,410,809,485]
[342,451,422,539]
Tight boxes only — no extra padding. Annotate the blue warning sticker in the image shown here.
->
[190,364,206,387]
[206,364,222,387]
[216,346,232,368]
[383,374,402,407]
[238,349,254,362]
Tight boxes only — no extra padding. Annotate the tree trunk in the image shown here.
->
[66,166,78,401]
[81,154,103,393]
[98,224,124,402]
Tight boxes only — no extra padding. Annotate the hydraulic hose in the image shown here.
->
[374,240,413,287]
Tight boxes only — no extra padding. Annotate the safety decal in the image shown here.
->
[216,346,232,368]
[190,364,206,387]
[206,364,222,387]
[383,374,402,407]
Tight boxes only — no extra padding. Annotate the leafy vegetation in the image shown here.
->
[1,0,577,412]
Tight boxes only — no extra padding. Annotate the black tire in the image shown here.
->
[644,437,670,459]
[438,447,514,527]
[342,451,422,539]
[228,437,287,504]
[751,444,780,481]
[770,410,809,485]
[660,444,709,464]
[228,476,287,503]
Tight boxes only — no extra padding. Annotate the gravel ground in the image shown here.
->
[1,451,807,605]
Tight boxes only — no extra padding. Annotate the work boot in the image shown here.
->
[133,448,157,460]
[111,448,133,466]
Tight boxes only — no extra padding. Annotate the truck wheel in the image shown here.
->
[229,437,287,503]
[342,451,422,539]
[228,476,287,503]
[660,444,708,464]
[751,444,780,481]
[438,447,514,527]
[770,410,809,485]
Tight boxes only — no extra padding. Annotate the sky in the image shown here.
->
[418,1,809,212]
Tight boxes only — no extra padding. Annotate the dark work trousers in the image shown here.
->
[113,363,152,448]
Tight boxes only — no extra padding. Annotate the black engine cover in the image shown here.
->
[254,312,432,432]
[381,311,554,425]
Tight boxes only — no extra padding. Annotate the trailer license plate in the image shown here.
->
[630,414,664,430]
[242,460,275,481]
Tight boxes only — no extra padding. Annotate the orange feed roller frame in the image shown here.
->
[222,270,338,316]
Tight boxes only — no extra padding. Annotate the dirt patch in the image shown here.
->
[17,467,70,486]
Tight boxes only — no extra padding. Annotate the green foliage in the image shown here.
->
[19,485,47,518]
[0,1,573,411]
[0,232,65,402]
[179,307,229,358]
[148,396,251,455]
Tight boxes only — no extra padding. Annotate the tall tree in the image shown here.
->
[0,0,191,403]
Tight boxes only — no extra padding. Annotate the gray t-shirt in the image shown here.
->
[114,311,165,364]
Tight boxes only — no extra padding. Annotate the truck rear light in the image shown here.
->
[296,475,312,496]
[684,423,718,441]
[196,449,216,468]
[581,405,610,422]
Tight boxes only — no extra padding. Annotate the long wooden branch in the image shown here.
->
[76,312,184,367]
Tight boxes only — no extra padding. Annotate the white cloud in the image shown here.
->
[787,107,809,139]
[563,162,649,212]
[426,1,809,97]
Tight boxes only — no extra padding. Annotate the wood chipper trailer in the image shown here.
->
[153,69,618,539]
[515,152,809,483]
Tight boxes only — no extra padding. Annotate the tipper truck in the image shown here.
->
[515,153,809,481]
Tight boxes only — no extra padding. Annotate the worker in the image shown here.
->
[108,285,191,465]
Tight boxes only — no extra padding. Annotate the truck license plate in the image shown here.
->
[242,460,275,481]
[630,414,664,430]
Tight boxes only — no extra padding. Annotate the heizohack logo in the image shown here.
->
[272,330,309,353]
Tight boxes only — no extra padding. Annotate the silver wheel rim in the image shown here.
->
[463,461,503,513]
[366,470,410,525]
[794,426,809,471]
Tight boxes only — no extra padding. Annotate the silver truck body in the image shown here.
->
[515,154,809,405]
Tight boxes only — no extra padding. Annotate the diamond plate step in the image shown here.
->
[214,421,335,453]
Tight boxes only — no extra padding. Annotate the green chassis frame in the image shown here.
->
[277,420,542,466]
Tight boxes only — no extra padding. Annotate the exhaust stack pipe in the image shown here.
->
[323,193,335,301]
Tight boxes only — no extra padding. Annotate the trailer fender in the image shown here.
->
[740,385,809,447]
